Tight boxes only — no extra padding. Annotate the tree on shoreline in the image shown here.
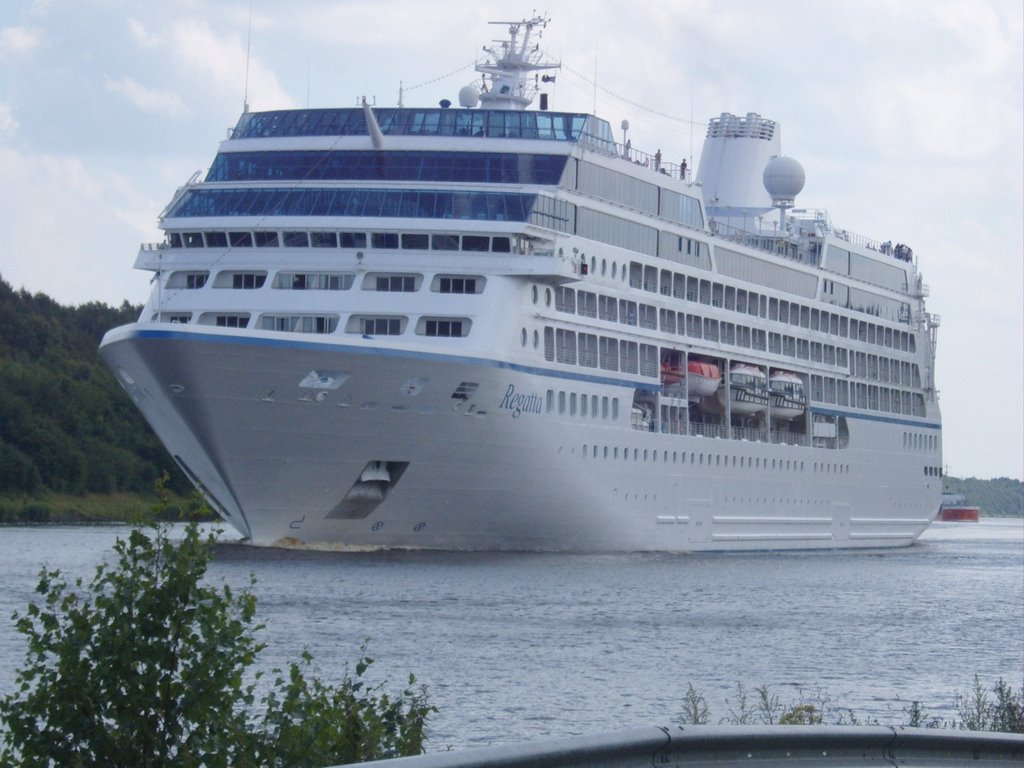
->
[0,519,433,767]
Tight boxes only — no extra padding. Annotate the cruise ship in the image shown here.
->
[100,16,943,551]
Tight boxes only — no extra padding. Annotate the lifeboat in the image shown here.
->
[717,363,768,415]
[768,370,807,421]
[686,360,721,400]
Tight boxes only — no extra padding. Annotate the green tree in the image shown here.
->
[0,521,433,767]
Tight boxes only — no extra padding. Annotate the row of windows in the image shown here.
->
[166,188,536,221]
[169,270,483,295]
[546,390,621,420]
[541,327,660,377]
[626,262,916,351]
[574,160,704,230]
[535,320,926,417]
[575,443,852,474]
[904,432,940,452]
[167,312,472,338]
[546,284,918,387]
[207,151,568,185]
[808,376,926,416]
[231,108,591,142]
[166,229,515,254]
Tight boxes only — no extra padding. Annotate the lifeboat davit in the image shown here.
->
[768,370,806,421]
[686,360,721,400]
[717,363,768,415]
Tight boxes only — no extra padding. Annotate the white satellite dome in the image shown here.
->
[458,84,480,108]
[763,155,805,206]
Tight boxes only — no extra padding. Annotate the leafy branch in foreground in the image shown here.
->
[0,514,433,767]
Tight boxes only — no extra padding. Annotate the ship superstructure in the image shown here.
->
[100,16,943,550]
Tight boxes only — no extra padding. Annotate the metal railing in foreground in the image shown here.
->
[326,725,1023,768]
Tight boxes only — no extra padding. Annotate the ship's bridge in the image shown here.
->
[229,107,612,144]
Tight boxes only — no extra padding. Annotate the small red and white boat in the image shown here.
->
[936,494,980,522]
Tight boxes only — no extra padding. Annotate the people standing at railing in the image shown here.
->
[680,159,687,180]
[654,149,661,171]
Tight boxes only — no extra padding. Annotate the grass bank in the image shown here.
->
[0,492,214,524]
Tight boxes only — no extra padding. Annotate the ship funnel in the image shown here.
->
[696,112,781,231]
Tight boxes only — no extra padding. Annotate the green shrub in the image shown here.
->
[0,520,433,767]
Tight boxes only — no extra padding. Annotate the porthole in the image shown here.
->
[612,262,617,279]
[591,256,597,274]
[532,285,538,304]
[545,288,552,307]
[532,329,539,348]
[601,258,607,276]
[521,328,527,347]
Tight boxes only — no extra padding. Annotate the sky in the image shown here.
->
[1,0,1021,481]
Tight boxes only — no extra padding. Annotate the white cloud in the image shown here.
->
[0,25,40,55]
[127,18,160,48]
[0,103,17,135]
[0,147,153,305]
[169,18,294,111]
[103,75,191,119]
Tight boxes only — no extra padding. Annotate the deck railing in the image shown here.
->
[326,725,1023,768]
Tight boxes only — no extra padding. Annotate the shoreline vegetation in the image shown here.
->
[0,507,434,766]
[677,680,1023,733]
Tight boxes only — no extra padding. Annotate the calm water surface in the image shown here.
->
[1,519,1021,748]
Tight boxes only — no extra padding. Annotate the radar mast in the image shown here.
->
[475,15,560,110]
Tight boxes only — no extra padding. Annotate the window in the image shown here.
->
[619,300,637,326]
[283,231,309,247]
[371,232,399,248]
[229,231,253,247]
[185,272,207,289]
[401,233,429,249]
[659,308,676,333]
[620,340,639,373]
[215,314,249,328]
[340,231,367,248]
[432,234,460,250]
[262,315,339,334]
[462,235,489,252]
[232,273,266,289]
[578,333,598,367]
[577,291,597,318]
[310,231,337,247]
[638,304,657,330]
[556,329,577,364]
[423,319,466,337]
[598,295,618,322]
[375,275,417,292]
[204,231,228,247]
[555,287,576,313]
[599,336,619,370]
[437,276,481,294]
[276,272,354,290]
[254,231,279,247]
[360,317,403,335]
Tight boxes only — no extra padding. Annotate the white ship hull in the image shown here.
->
[101,325,939,551]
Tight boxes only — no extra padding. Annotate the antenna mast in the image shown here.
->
[243,0,253,112]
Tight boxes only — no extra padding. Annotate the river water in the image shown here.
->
[0,519,1020,749]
